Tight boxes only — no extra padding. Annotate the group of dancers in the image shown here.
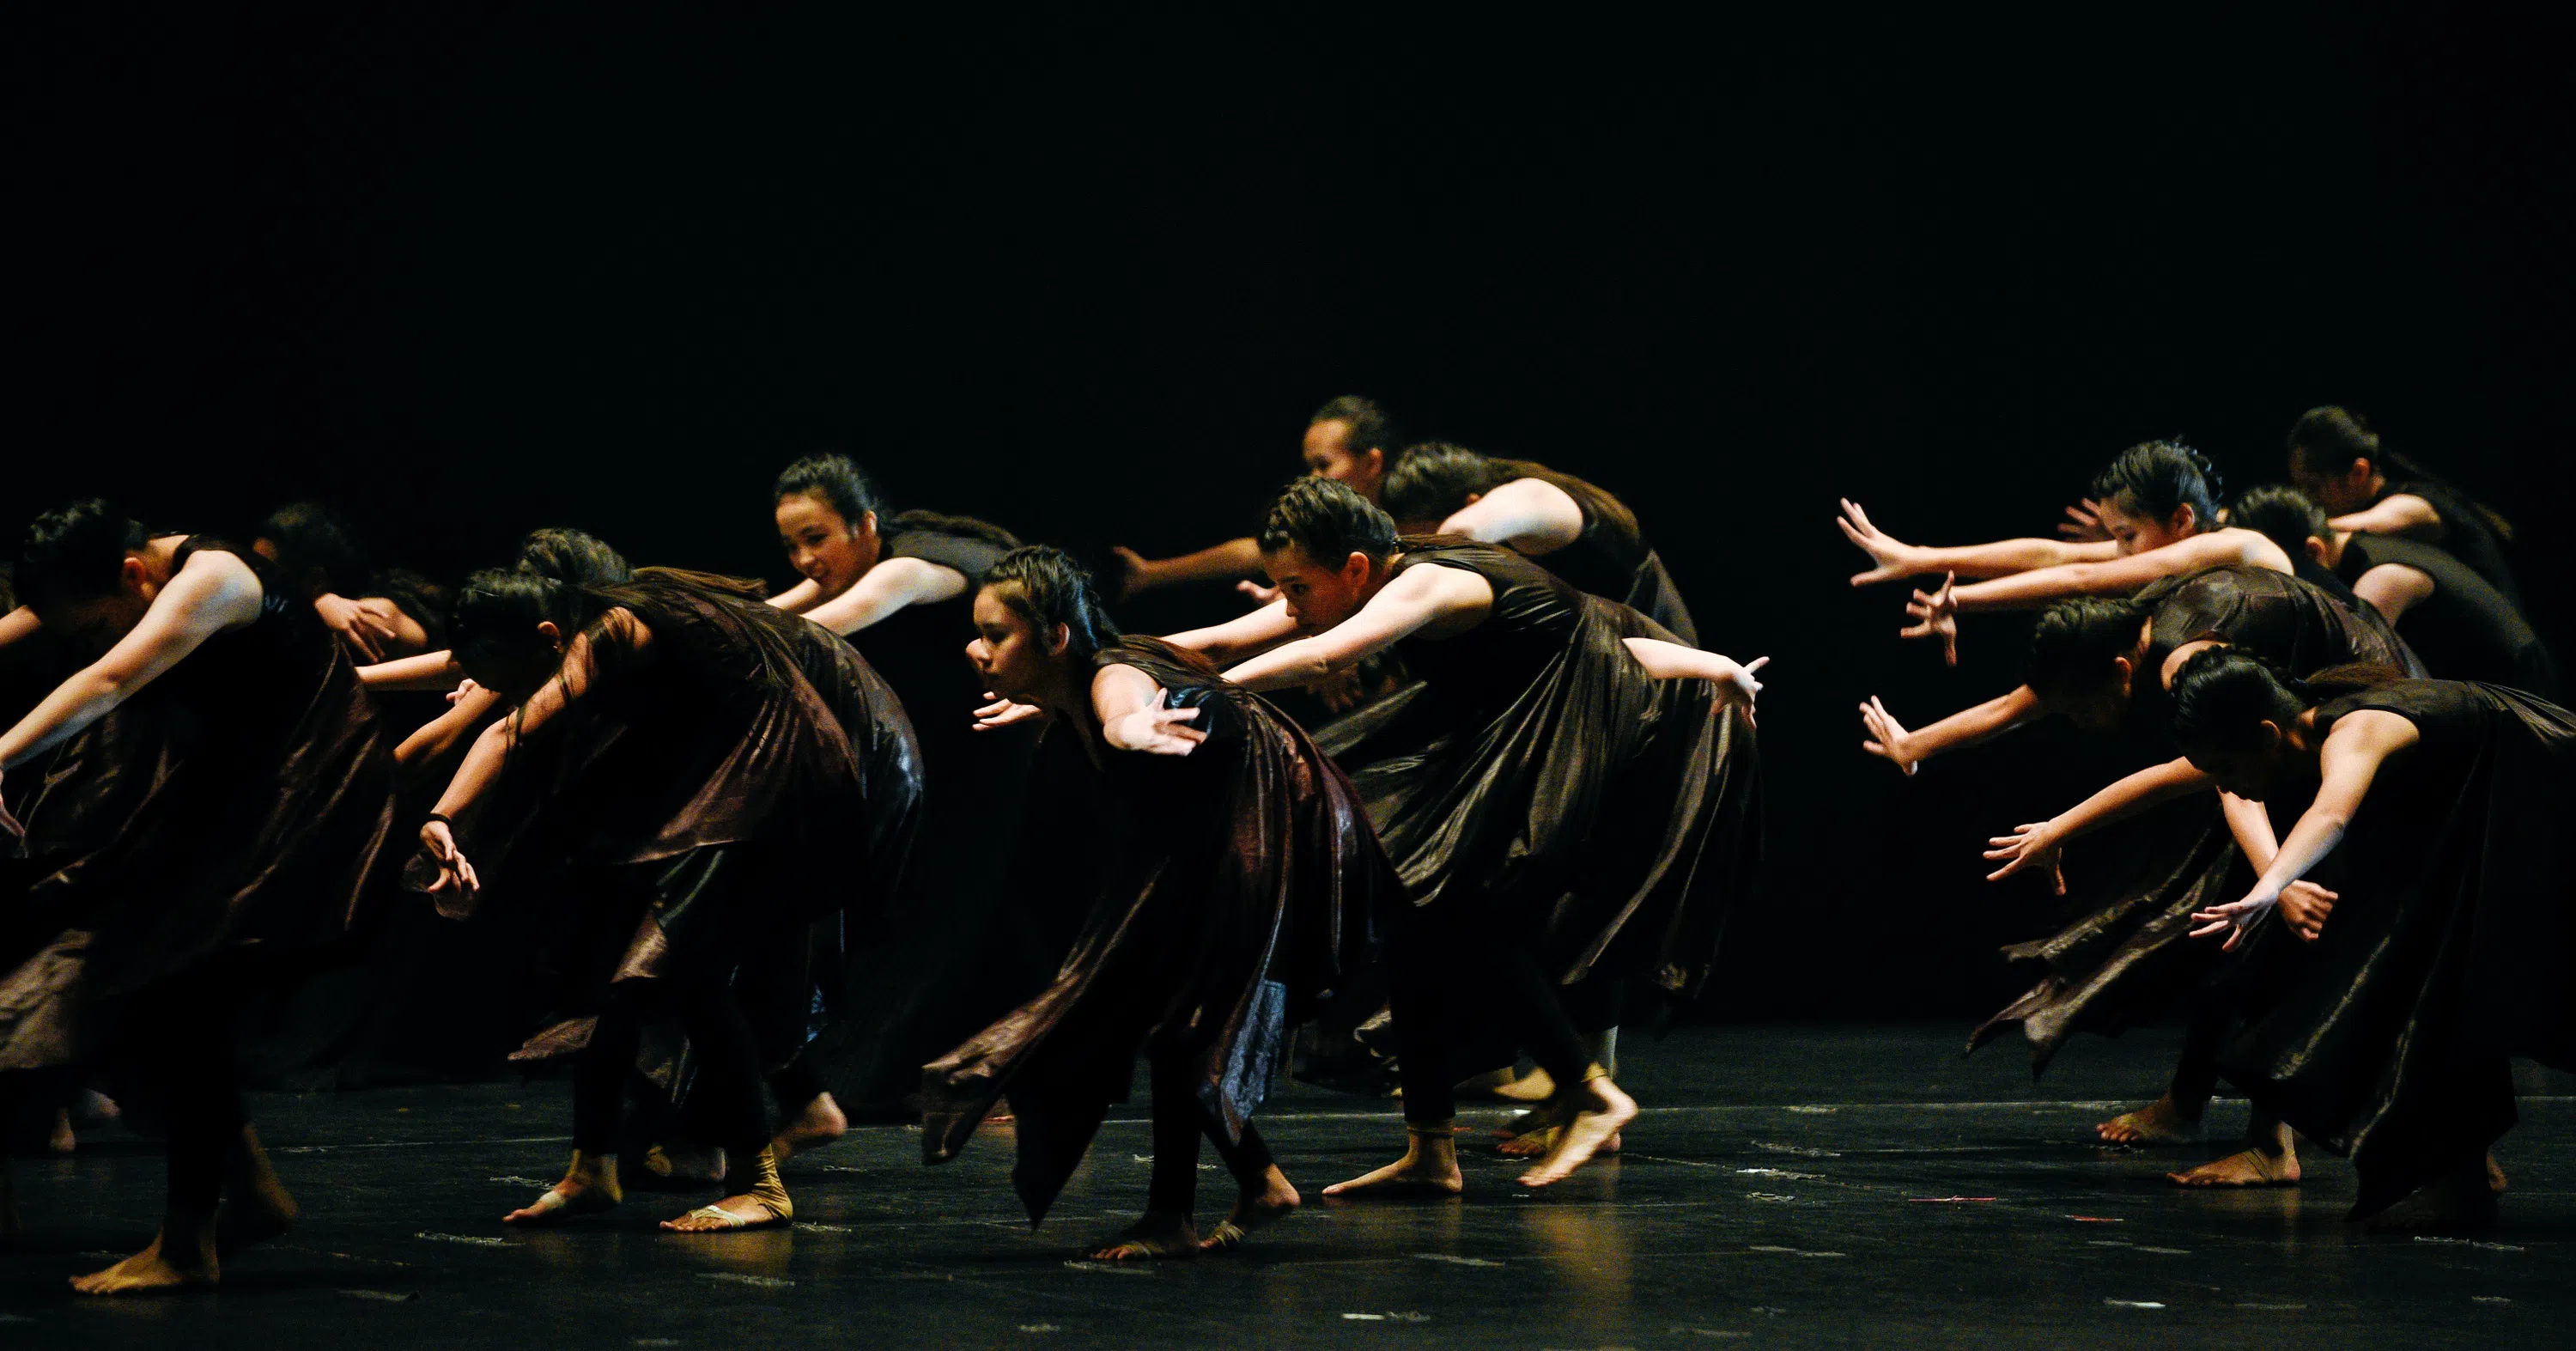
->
[0,397,2563,1296]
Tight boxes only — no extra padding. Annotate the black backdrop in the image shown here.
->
[8,5,2569,1020]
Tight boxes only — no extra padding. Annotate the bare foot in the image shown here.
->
[1087,1211,1197,1261]
[641,1141,727,1186]
[76,1090,121,1126]
[1200,1166,1300,1253]
[505,1176,618,1226]
[1496,1118,1623,1159]
[48,1107,76,1155]
[2487,1153,2507,1196]
[1323,1129,1464,1199]
[217,1126,301,1257]
[2169,1147,2300,1187]
[1490,1068,1557,1104]
[2098,1093,2204,1146]
[71,1214,219,1295]
[769,1092,848,1165]
[1517,1078,1637,1189]
[659,1193,789,1232]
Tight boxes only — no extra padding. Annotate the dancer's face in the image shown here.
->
[1261,544,1376,633]
[33,558,155,656]
[967,586,1061,703]
[775,492,878,597]
[2041,673,2133,735]
[2289,448,2376,514]
[2179,724,2295,800]
[455,622,566,701]
[2095,497,2194,556]
[1303,420,1386,503]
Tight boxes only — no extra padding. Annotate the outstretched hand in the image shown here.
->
[1902,572,1959,666]
[1716,655,1768,726]
[1984,820,2066,893]
[419,819,479,897]
[1103,705,1206,756]
[973,694,1046,733]
[1838,499,1922,587]
[317,593,402,664]
[2192,879,2336,952]
[1857,696,1918,776]
[2057,497,2110,543]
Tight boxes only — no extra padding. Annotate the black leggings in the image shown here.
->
[1391,910,1598,1126]
[570,976,770,1160]
[135,977,246,1212]
[1143,1049,1276,1216]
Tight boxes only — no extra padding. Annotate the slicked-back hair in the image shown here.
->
[1259,477,1400,567]
[2091,440,2223,526]
[983,545,1120,666]
[15,499,151,608]
[1309,395,1396,456]
[774,453,883,527]
[1381,442,1513,525]
[2230,485,2331,558]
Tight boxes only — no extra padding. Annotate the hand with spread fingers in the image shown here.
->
[1901,572,1959,666]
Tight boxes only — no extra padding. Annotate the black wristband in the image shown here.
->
[423,812,453,831]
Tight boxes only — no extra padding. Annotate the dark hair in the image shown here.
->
[2228,484,2330,559]
[2090,440,2223,527]
[2025,594,2155,701]
[773,453,884,527]
[884,508,1020,549]
[514,527,632,588]
[982,545,1120,665]
[1309,395,1397,456]
[2170,647,2408,752]
[1381,442,1513,525]
[15,500,152,609]
[2286,405,2513,544]
[447,568,589,672]
[254,501,369,596]
[1259,477,1400,566]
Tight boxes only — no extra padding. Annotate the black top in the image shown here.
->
[1492,459,1698,646]
[847,526,1011,752]
[2372,478,2521,612]
[2338,533,2557,697]
[2129,566,2424,739]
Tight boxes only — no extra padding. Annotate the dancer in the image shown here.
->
[1171,479,1762,1193]
[2169,650,2574,1227]
[1841,441,2290,669]
[763,455,1043,1127]
[2232,485,2557,697]
[417,564,920,1232]
[1377,441,1697,645]
[2286,405,2523,610]
[0,502,396,1293]
[920,546,1390,1259]
[250,501,447,663]
[1111,395,1398,599]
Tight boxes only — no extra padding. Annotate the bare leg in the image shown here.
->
[1198,1121,1297,1253]
[1323,1123,1465,1198]
[1516,1068,1637,1189]
[48,1107,76,1154]
[769,1092,847,1164]
[216,1124,300,1254]
[2168,1111,2300,1187]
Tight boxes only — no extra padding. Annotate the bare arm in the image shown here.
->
[1984,756,2215,892]
[1840,498,2116,586]
[1621,639,1767,717]
[415,624,625,896]
[394,682,507,772]
[768,577,826,614]
[361,649,468,692]
[1163,599,1303,666]
[2219,791,2280,869]
[2351,563,2434,624]
[0,606,39,653]
[0,551,264,771]
[2192,710,2415,946]
[2327,494,2442,542]
[800,558,966,636]
[1858,685,2046,776]
[1091,662,1209,756]
[1439,478,1585,555]
[1112,537,1266,598]
[1943,529,2284,615]
[1223,566,1492,691]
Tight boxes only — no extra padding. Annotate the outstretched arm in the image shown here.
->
[1621,639,1766,717]
[800,558,966,636]
[2193,709,2416,946]
[361,649,468,692]
[416,624,623,895]
[1841,498,2117,586]
[0,551,264,772]
[1940,529,2280,616]
[0,607,39,653]
[2327,494,2442,542]
[1091,662,1209,757]
[1858,685,2045,776]
[2350,563,2434,624]
[768,577,826,614]
[1984,756,2215,893]
[1112,537,1265,598]
[394,682,508,773]
[1164,599,1303,666]
[1438,478,1585,555]
[1222,565,1492,691]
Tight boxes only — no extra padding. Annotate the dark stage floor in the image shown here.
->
[3,1025,2570,1348]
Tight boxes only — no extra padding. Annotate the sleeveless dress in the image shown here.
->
[920,638,1392,1223]
[0,537,396,1074]
[2372,479,2521,613]
[1971,566,2426,1067]
[2338,533,2557,697]
[2216,680,2576,1216]
[1492,459,1698,646]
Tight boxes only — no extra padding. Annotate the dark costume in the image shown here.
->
[2337,533,2557,697]
[1971,566,2424,1067]
[2217,680,2576,1216]
[0,538,395,1205]
[2369,478,2521,613]
[920,638,1390,1223]
[1492,459,1698,646]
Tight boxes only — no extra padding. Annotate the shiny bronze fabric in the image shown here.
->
[920,638,1393,1225]
[1327,540,1759,996]
[1977,566,2424,1067]
[2218,680,2576,1216]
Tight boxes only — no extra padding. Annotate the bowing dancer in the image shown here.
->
[763,454,1045,1129]
[1377,441,1697,645]
[919,546,1391,1260]
[0,502,396,1293]
[2167,651,2575,1228]
[249,501,448,665]
[2287,406,2523,610]
[1110,395,1399,599]
[417,565,920,1232]
[2232,485,2558,697]
[1173,479,1764,1193]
